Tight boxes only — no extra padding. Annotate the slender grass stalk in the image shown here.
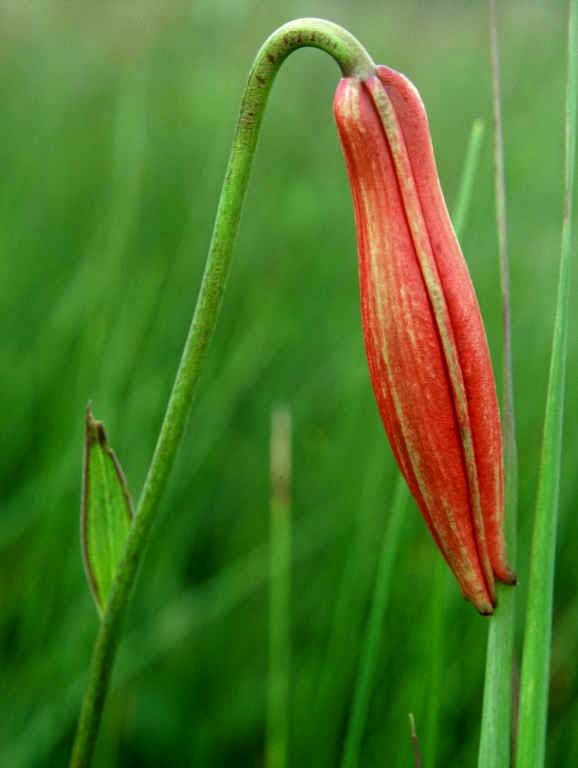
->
[478,3,519,765]
[478,585,517,768]
[515,3,577,766]
[409,713,423,768]
[69,20,375,767]
[340,120,485,768]
[340,478,407,768]
[452,119,486,239]
[267,407,292,768]
[421,560,447,768]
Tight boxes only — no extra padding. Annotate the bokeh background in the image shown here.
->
[1,1,576,765]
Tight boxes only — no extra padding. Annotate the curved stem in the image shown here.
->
[69,19,375,768]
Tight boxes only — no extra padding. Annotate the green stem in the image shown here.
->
[267,408,292,768]
[478,3,519,766]
[69,19,375,768]
[421,560,447,768]
[516,2,577,766]
[452,119,485,239]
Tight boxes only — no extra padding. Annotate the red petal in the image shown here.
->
[334,77,497,613]
[376,66,514,586]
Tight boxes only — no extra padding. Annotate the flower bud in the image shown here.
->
[334,66,515,614]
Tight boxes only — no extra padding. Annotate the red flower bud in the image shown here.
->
[334,66,515,614]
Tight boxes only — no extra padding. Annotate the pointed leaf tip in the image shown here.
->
[81,403,134,616]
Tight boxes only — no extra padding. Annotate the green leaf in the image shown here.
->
[81,403,134,616]
[478,3,518,766]
[516,2,577,766]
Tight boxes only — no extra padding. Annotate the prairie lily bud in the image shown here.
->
[334,66,515,614]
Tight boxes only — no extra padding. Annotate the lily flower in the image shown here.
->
[334,65,515,614]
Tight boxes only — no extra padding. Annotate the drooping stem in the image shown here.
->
[69,19,375,768]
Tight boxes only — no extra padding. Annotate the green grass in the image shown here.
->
[517,2,577,765]
[0,2,575,766]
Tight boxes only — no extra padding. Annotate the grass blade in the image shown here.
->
[267,407,292,768]
[452,119,485,239]
[409,713,423,768]
[478,3,519,767]
[421,560,449,768]
[515,2,577,766]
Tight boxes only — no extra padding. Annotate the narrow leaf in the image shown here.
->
[516,2,577,766]
[81,403,134,615]
[409,713,423,768]
[478,3,518,766]
[267,406,292,768]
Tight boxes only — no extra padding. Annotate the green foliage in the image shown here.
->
[517,2,577,766]
[82,405,134,615]
[0,2,575,766]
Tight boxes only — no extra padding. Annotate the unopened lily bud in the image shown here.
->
[334,66,515,614]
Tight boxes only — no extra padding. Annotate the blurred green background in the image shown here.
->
[1,1,576,765]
